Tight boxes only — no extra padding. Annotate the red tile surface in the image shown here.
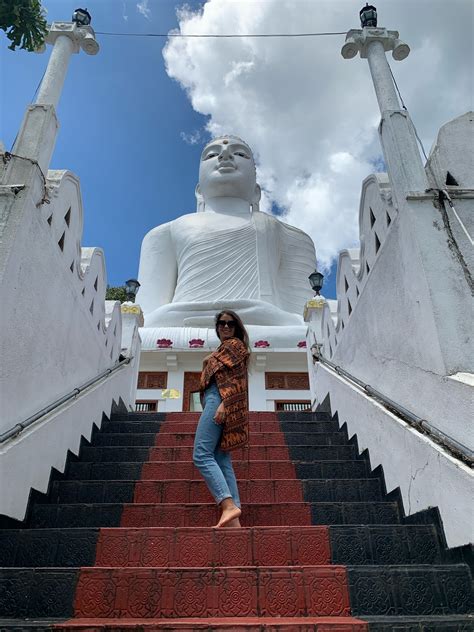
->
[141,460,297,480]
[154,432,287,447]
[55,617,368,630]
[148,445,290,461]
[74,567,350,618]
[65,410,360,629]
[95,527,331,568]
[120,503,312,528]
[162,420,282,433]
[133,480,303,504]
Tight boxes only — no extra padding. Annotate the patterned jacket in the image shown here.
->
[200,337,250,452]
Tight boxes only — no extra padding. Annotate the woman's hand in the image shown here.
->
[214,402,226,425]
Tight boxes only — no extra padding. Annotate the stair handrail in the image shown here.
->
[312,347,473,467]
[0,356,133,444]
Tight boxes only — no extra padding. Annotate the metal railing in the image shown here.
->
[0,357,133,444]
[314,350,473,467]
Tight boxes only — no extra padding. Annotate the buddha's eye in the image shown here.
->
[235,151,249,159]
[204,152,218,160]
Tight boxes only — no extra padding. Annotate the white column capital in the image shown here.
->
[40,22,99,56]
[342,28,409,61]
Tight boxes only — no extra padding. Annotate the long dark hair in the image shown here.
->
[215,309,251,359]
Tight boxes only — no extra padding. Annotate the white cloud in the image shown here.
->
[136,0,151,19]
[163,0,473,269]
[180,129,203,145]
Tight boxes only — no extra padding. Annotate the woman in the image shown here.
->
[193,310,250,528]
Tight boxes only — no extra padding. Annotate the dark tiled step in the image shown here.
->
[303,479,383,502]
[295,460,370,479]
[65,459,369,481]
[0,529,98,567]
[28,501,401,528]
[66,462,143,481]
[0,569,78,618]
[37,481,136,505]
[77,444,358,462]
[110,413,166,422]
[364,615,474,631]
[279,420,340,433]
[330,525,442,565]
[28,504,124,529]
[311,502,401,525]
[0,617,370,631]
[347,565,473,616]
[93,434,157,447]
[0,525,444,569]
[277,411,331,421]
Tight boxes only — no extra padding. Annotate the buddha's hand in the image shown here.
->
[214,402,226,425]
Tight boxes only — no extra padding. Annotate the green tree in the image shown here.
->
[105,285,128,303]
[0,0,48,51]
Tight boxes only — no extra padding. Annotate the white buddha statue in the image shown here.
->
[137,136,316,342]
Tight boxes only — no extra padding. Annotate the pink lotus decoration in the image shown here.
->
[189,338,205,348]
[254,340,270,348]
[156,338,173,348]
[297,341,307,348]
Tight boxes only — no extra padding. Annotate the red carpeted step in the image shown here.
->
[73,566,351,618]
[95,526,331,567]
[141,460,297,480]
[55,616,368,630]
[148,445,290,461]
[120,502,312,527]
[154,432,287,447]
[132,480,304,503]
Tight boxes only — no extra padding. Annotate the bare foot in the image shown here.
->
[226,517,242,528]
[215,499,242,528]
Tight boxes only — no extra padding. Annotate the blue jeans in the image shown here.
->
[193,382,241,508]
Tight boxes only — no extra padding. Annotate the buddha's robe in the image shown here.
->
[138,210,316,327]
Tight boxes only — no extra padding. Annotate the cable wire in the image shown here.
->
[95,30,347,38]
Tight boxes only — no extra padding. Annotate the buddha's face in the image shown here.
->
[198,137,258,203]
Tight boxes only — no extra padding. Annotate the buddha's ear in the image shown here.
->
[195,184,205,213]
[251,184,261,213]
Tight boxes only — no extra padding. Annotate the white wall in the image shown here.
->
[0,154,140,520]
[0,168,124,431]
[313,363,473,548]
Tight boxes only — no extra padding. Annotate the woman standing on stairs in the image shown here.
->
[193,310,251,528]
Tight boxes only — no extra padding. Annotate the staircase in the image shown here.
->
[0,409,472,630]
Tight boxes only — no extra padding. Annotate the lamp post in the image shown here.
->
[35,9,99,109]
[125,279,141,303]
[308,271,324,296]
[341,5,427,197]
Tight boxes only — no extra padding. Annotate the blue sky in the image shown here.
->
[1,0,472,301]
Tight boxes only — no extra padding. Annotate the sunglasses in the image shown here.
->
[217,319,237,328]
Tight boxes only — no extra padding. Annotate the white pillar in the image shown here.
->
[341,26,428,196]
[366,40,400,113]
[36,35,75,108]
[9,22,99,176]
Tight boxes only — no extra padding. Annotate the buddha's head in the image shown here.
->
[196,136,261,211]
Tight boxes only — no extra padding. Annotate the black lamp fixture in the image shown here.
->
[308,271,324,296]
[125,279,140,303]
[360,3,377,28]
[72,8,92,26]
